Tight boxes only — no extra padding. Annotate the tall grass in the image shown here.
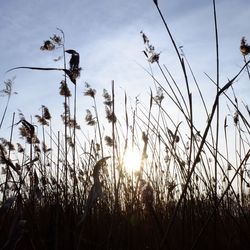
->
[1,1,250,249]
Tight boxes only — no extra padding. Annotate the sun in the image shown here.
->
[123,148,142,173]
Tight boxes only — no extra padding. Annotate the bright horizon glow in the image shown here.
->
[123,148,142,174]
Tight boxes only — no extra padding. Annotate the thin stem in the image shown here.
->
[213,0,220,245]
[73,82,77,205]
[191,149,250,249]
[160,61,250,248]
[2,112,15,202]
[58,28,68,207]
[0,96,10,129]
[111,80,118,210]
[93,97,104,158]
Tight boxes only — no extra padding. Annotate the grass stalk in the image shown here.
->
[2,112,15,202]
[160,61,250,248]
[212,0,220,245]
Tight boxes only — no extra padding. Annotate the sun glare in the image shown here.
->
[123,148,142,173]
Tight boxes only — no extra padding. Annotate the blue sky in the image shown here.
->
[0,0,250,141]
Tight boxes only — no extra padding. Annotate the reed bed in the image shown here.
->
[1,1,250,249]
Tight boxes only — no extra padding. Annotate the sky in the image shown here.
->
[0,0,250,145]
